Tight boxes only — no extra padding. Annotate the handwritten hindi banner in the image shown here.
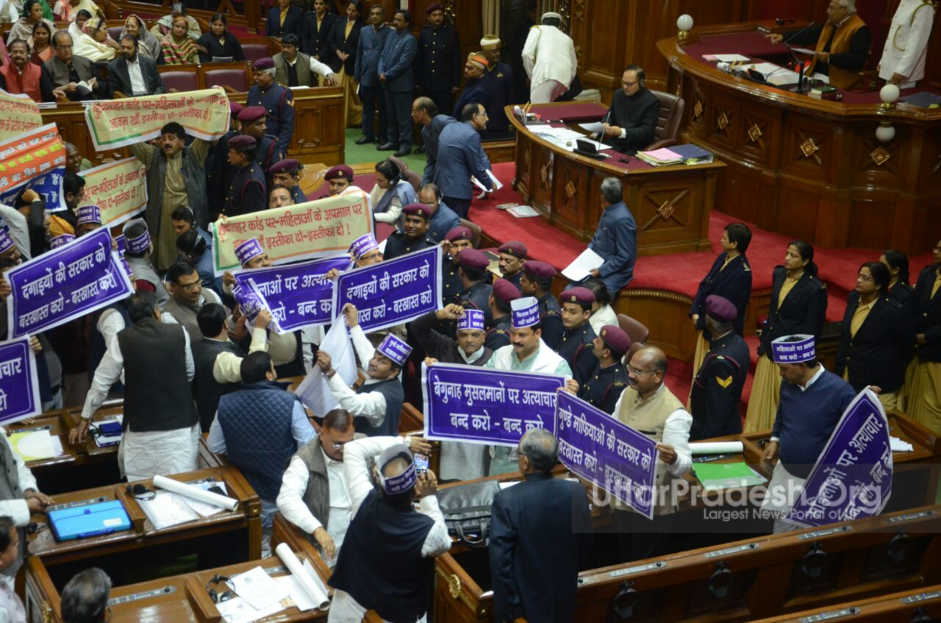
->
[0,92,42,142]
[84,87,231,150]
[335,245,442,333]
[557,391,658,519]
[6,228,134,339]
[211,191,373,275]
[422,362,564,448]
[236,256,351,333]
[78,157,148,226]
[786,389,892,528]
[0,124,66,214]
[0,337,41,425]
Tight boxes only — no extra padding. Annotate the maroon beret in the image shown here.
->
[324,164,354,181]
[458,248,489,270]
[227,134,257,152]
[445,226,473,242]
[252,56,275,70]
[705,294,737,322]
[268,158,301,175]
[237,105,266,122]
[599,325,632,357]
[560,286,595,306]
[523,260,557,279]
[492,278,521,303]
[402,202,433,219]
[229,102,243,116]
[426,3,443,13]
[498,240,527,258]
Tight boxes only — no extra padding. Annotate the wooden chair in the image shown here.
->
[388,155,421,193]
[645,90,686,151]
[617,313,650,356]
[157,67,201,91]
[203,62,252,92]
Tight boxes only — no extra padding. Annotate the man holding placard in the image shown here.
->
[761,334,856,533]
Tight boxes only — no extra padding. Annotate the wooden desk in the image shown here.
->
[657,22,941,255]
[5,403,223,494]
[507,103,726,255]
[24,466,261,592]
[24,523,329,623]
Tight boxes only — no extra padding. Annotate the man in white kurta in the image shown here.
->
[521,12,577,104]
[878,0,936,88]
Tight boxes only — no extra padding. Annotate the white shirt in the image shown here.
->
[458,345,486,365]
[0,203,30,260]
[125,54,147,95]
[81,322,195,420]
[879,0,936,86]
[611,383,693,477]
[287,54,335,80]
[521,24,577,88]
[589,304,618,336]
[96,307,127,343]
[485,338,573,377]
[0,430,38,527]
[0,576,25,623]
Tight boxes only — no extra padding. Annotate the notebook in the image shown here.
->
[48,500,132,541]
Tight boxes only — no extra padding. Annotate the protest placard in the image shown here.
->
[0,91,42,142]
[0,124,66,213]
[78,157,148,226]
[210,191,372,275]
[84,87,230,150]
[0,337,41,425]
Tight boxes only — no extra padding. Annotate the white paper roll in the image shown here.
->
[152,474,238,511]
[275,543,330,610]
[689,441,744,455]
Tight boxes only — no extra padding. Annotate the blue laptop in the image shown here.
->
[48,500,132,542]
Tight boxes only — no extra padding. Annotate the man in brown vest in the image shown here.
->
[766,0,871,90]
[610,345,692,561]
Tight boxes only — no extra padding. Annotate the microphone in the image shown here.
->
[595,109,612,140]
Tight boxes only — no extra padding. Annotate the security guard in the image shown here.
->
[486,278,520,351]
[558,286,598,385]
[324,164,356,196]
[222,135,266,217]
[480,35,515,138]
[520,260,563,350]
[383,202,435,260]
[441,225,474,305]
[497,240,526,292]
[689,295,749,440]
[247,57,295,155]
[268,158,306,204]
[207,101,243,220]
[578,324,630,414]
[416,2,461,126]
[457,248,493,320]
[237,106,282,180]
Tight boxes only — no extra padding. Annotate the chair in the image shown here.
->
[241,43,269,62]
[159,70,199,92]
[617,313,649,357]
[204,67,249,92]
[645,90,685,151]
[459,219,482,248]
[107,25,123,41]
[387,155,421,193]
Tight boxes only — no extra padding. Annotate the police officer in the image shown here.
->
[578,324,630,414]
[416,2,461,124]
[457,248,493,320]
[479,35,515,137]
[223,135,266,217]
[520,260,563,350]
[689,295,749,440]
[558,286,597,385]
[383,203,435,260]
[237,105,282,179]
[268,158,306,204]
[324,164,357,196]
[207,101,243,220]
[441,225,474,305]
[486,278,520,351]
[497,240,526,291]
[247,57,295,155]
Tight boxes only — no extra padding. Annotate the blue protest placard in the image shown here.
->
[786,389,892,528]
[334,246,441,333]
[557,391,658,519]
[6,228,133,338]
[0,337,41,425]
[235,256,351,332]
[422,362,564,447]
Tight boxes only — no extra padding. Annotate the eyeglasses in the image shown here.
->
[176,280,201,291]
[622,80,639,87]
[628,366,657,376]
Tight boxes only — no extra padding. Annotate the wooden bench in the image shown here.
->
[750,583,941,622]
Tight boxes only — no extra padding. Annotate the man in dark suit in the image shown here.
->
[266,0,304,38]
[433,102,493,219]
[586,176,637,296]
[601,65,659,154]
[490,428,590,623]
[377,9,417,157]
[354,4,389,145]
[192,303,242,432]
[411,96,455,186]
[43,31,107,101]
[415,3,460,120]
[108,35,164,97]
[247,57,295,156]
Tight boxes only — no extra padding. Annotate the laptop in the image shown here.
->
[48,500,132,542]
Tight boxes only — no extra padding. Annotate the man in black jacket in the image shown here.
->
[108,35,164,97]
[490,428,590,623]
[415,3,460,123]
[601,65,659,154]
[192,303,243,432]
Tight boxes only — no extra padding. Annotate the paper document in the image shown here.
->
[562,247,605,282]
[9,430,63,461]
[471,170,503,198]
[506,205,540,218]
[578,122,604,133]
[293,319,357,417]
[216,596,283,623]
[890,436,914,452]
[229,566,290,612]
[703,53,751,62]
[137,491,199,530]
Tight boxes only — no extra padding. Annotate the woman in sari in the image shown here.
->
[369,159,417,228]
[5,0,53,47]
[30,19,53,64]
[72,15,119,62]
[120,14,161,61]
[159,12,199,65]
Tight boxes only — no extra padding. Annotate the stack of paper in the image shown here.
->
[216,566,291,623]
[635,147,684,167]
[702,53,751,62]
[9,429,64,461]
[471,170,504,198]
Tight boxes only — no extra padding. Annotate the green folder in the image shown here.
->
[693,462,766,491]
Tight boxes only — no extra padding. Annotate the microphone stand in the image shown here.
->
[784,43,808,94]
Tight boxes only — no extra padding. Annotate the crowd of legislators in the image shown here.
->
[1,1,940,622]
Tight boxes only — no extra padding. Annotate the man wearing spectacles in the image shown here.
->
[600,65,659,154]
[162,260,225,340]
[610,345,692,561]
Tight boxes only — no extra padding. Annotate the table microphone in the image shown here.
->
[595,109,611,140]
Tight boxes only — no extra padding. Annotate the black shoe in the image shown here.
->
[377,142,396,151]
[355,136,374,145]
[394,147,412,157]
[413,145,425,154]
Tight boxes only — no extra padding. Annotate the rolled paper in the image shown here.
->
[275,542,330,610]
[688,441,744,455]
[152,474,238,511]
